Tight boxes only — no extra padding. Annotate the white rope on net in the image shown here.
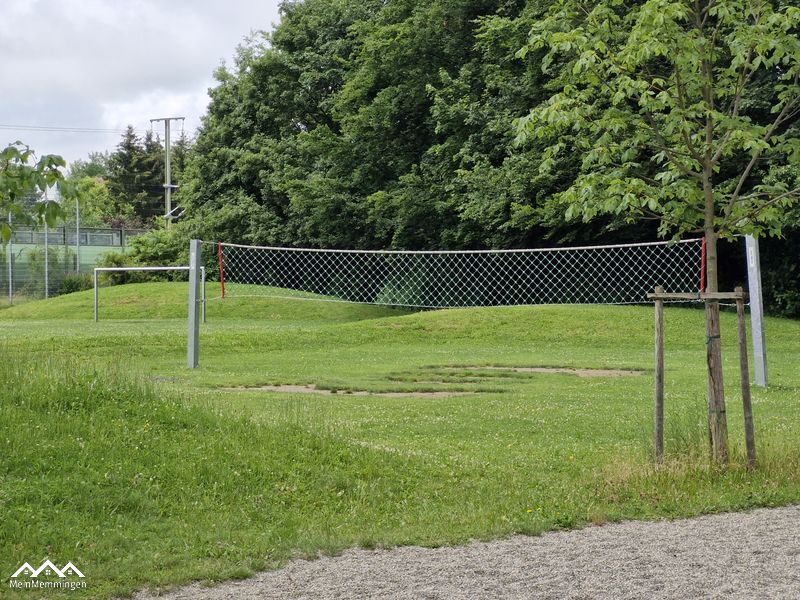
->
[207,238,704,308]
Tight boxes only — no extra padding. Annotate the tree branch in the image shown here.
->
[725,94,800,217]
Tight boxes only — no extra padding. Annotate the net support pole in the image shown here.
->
[745,235,767,387]
[217,242,226,299]
[188,239,202,369]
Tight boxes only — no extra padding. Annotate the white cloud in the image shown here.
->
[100,87,212,138]
[0,0,281,165]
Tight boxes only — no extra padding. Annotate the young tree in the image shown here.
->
[59,177,119,227]
[68,152,110,180]
[517,1,800,462]
[1,143,71,242]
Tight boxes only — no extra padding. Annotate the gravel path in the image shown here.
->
[133,505,800,599]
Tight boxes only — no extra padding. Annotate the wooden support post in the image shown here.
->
[735,286,757,470]
[654,286,665,463]
[705,299,728,463]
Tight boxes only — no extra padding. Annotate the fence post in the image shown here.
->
[7,213,12,304]
[44,220,49,299]
[735,286,757,470]
[76,200,81,274]
[187,240,202,368]
[654,286,665,463]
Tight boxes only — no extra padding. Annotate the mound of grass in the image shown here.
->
[0,281,408,323]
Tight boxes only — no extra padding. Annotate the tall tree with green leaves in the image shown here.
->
[516,0,800,462]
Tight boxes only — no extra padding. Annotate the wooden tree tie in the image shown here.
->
[646,291,747,301]
[651,286,756,469]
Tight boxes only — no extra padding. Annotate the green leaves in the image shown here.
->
[516,0,800,239]
[0,143,72,242]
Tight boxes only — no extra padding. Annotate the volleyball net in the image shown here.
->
[207,238,704,308]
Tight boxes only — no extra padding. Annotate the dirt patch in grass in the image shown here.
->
[460,366,644,378]
[222,384,473,398]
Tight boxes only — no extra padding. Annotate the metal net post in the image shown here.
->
[188,240,203,368]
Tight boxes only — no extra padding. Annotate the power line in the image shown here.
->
[0,124,143,134]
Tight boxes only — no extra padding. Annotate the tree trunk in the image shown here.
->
[704,231,729,463]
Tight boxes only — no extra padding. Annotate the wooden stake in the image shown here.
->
[735,286,757,470]
[705,300,728,463]
[654,286,665,463]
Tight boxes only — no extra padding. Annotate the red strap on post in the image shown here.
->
[700,237,706,293]
[218,242,226,299]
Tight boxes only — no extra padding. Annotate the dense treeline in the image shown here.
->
[175,0,648,249]
[110,0,799,315]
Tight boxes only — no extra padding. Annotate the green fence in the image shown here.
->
[0,226,147,304]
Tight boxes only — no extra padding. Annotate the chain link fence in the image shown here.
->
[211,239,704,308]
[1,224,148,304]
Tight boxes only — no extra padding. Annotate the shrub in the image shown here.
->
[96,250,138,285]
[59,272,94,295]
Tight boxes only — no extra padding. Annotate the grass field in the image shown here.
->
[1,282,799,598]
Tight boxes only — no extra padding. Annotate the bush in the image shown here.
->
[96,250,139,285]
[59,272,93,295]
[127,226,188,266]
[19,246,75,298]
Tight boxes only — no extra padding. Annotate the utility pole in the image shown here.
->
[150,116,185,229]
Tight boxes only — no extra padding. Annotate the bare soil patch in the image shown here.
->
[222,384,472,398]
[461,366,644,378]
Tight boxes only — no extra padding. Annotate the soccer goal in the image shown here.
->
[93,265,206,322]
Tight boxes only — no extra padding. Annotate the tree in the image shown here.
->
[0,143,71,242]
[67,152,110,180]
[106,127,165,226]
[59,176,119,227]
[517,0,800,462]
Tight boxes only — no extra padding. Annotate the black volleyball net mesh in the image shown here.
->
[209,238,703,308]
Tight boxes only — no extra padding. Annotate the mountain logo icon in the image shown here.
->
[11,560,84,579]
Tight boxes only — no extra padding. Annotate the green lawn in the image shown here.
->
[1,282,799,598]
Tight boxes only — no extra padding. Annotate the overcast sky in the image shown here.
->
[0,0,282,168]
